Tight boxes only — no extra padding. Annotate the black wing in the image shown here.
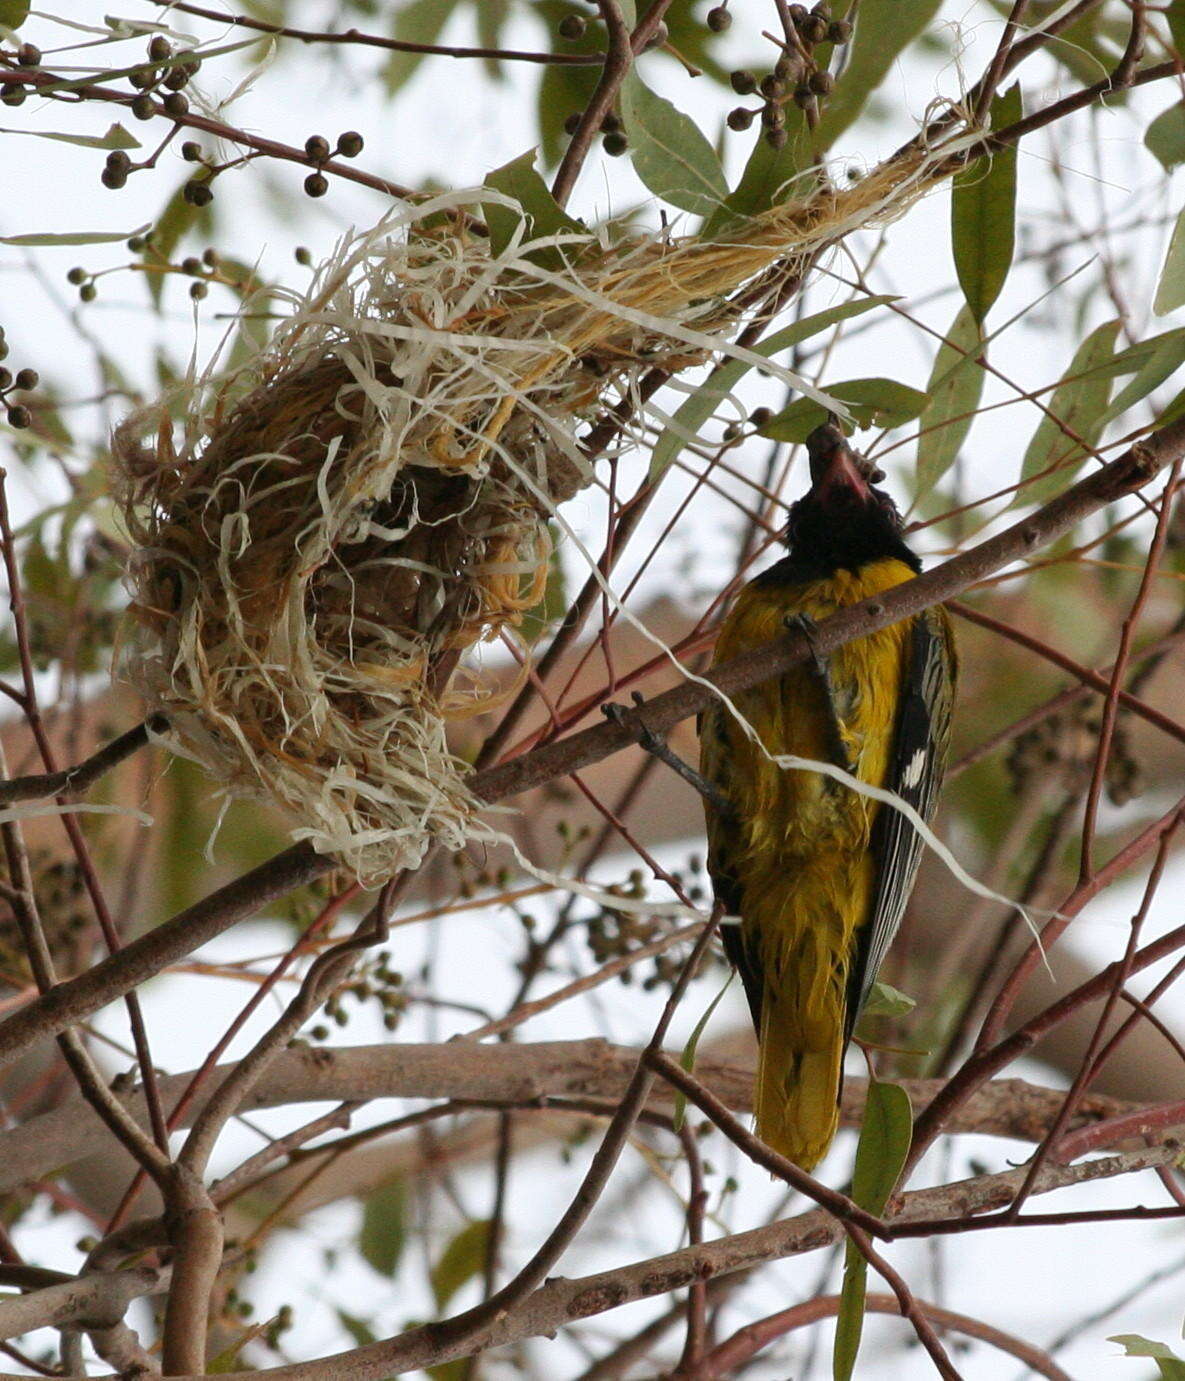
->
[698,703,764,1029]
[844,606,957,1041]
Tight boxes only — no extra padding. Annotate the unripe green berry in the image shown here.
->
[66,267,87,286]
[79,284,97,302]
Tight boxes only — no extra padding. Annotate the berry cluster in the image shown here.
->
[0,330,38,430]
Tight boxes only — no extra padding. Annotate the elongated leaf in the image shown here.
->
[1017,319,1121,506]
[381,0,455,95]
[0,224,149,246]
[359,1176,407,1278]
[951,85,1021,323]
[1145,102,1185,171]
[649,296,897,480]
[483,150,586,263]
[1109,1335,1185,1380]
[858,981,916,1020]
[619,71,727,216]
[673,971,733,1132]
[0,0,29,27]
[760,378,928,443]
[1154,207,1185,317]
[143,175,214,307]
[703,128,814,235]
[915,306,986,497]
[812,0,943,152]
[431,1219,491,1311]
[1101,327,1185,425]
[0,121,139,150]
[833,1079,912,1381]
[1167,3,1185,55]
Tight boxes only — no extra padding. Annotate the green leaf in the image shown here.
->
[0,0,29,27]
[760,378,928,443]
[1154,207,1185,317]
[813,0,943,152]
[673,971,734,1132]
[143,175,214,307]
[648,296,896,480]
[381,0,455,95]
[0,122,140,151]
[1017,318,1122,506]
[1171,2,1185,55]
[833,1079,912,1381]
[858,981,917,1020]
[336,1309,378,1347]
[915,306,986,497]
[482,150,586,263]
[1101,327,1185,425]
[1109,1334,1185,1379]
[520,522,567,643]
[359,1177,408,1278]
[951,85,1020,324]
[619,71,727,216]
[431,1219,491,1311]
[1145,102,1185,171]
[703,128,815,235]
[0,224,149,246]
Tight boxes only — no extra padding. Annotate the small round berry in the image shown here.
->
[183,179,213,206]
[148,35,172,61]
[304,134,331,162]
[761,103,785,128]
[189,281,208,300]
[789,2,808,21]
[181,140,202,161]
[336,130,363,158]
[748,406,773,427]
[765,127,788,150]
[163,65,190,91]
[1,84,26,107]
[128,67,156,90]
[127,235,146,252]
[706,6,731,31]
[202,247,220,267]
[727,106,755,132]
[131,94,155,120]
[600,109,622,132]
[16,43,40,67]
[775,56,797,81]
[802,14,829,42]
[0,344,7,364]
[759,74,785,100]
[303,171,328,197]
[105,150,131,174]
[808,70,834,95]
[6,405,31,429]
[793,83,814,108]
[66,267,87,286]
[14,369,39,391]
[828,20,853,43]
[162,91,188,117]
[563,112,582,136]
[294,246,312,266]
[602,130,628,156]
[558,13,586,39]
[101,166,128,190]
[181,256,202,276]
[729,69,757,95]
[79,283,97,302]
[0,367,11,390]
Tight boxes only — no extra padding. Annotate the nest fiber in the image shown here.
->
[113,142,967,885]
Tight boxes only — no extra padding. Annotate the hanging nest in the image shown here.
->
[112,132,973,885]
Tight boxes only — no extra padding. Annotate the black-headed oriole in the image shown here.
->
[699,420,957,1171]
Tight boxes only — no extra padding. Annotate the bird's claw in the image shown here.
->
[785,612,828,680]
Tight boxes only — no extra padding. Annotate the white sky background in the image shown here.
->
[2,1,1185,1377]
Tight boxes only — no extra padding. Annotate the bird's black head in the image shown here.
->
[783,418,919,578]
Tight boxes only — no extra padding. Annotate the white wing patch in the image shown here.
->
[901,747,927,790]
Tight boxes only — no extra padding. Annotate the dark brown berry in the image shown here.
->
[181,256,202,276]
[303,171,328,197]
[788,3,808,22]
[558,13,586,39]
[294,246,312,266]
[759,75,785,100]
[0,368,11,390]
[730,69,757,95]
[101,166,128,190]
[66,267,87,285]
[828,20,853,43]
[6,405,31,429]
[131,95,155,120]
[602,130,628,156]
[727,107,755,132]
[774,56,797,81]
[563,112,582,136]
[793,84,814,108]
[202,247,220,267]
[79,283,97,302]
[14,369,38,391]
[148,35,172,61]
[748,406,773,426]
[183,180,213,206]
[189,281,208,300]
[765,127,788,150]
[181,141,202,161]
[127,235,146,251]
[802,14,829,43]
[1,84,26,107]
[16,43,40,67]
[808,70,834,95]
[761,103,785,129]
[163,65,190,91]
[128,67,155,90]
[304,135,331,161]
[336,130,364,158]
[706,6,731,31]
[105,150,131,174]
[163,92,188,117]
[600,110,622,133]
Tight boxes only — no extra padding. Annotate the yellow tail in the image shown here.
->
[753,929,846,1172]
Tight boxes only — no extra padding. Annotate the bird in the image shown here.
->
[698,418,957,1171]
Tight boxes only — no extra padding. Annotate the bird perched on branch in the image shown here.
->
[698,419,957,1171]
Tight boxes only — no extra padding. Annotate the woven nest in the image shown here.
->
[112,138,971,885]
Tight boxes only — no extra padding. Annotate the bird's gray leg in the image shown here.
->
[601,692,735,815]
